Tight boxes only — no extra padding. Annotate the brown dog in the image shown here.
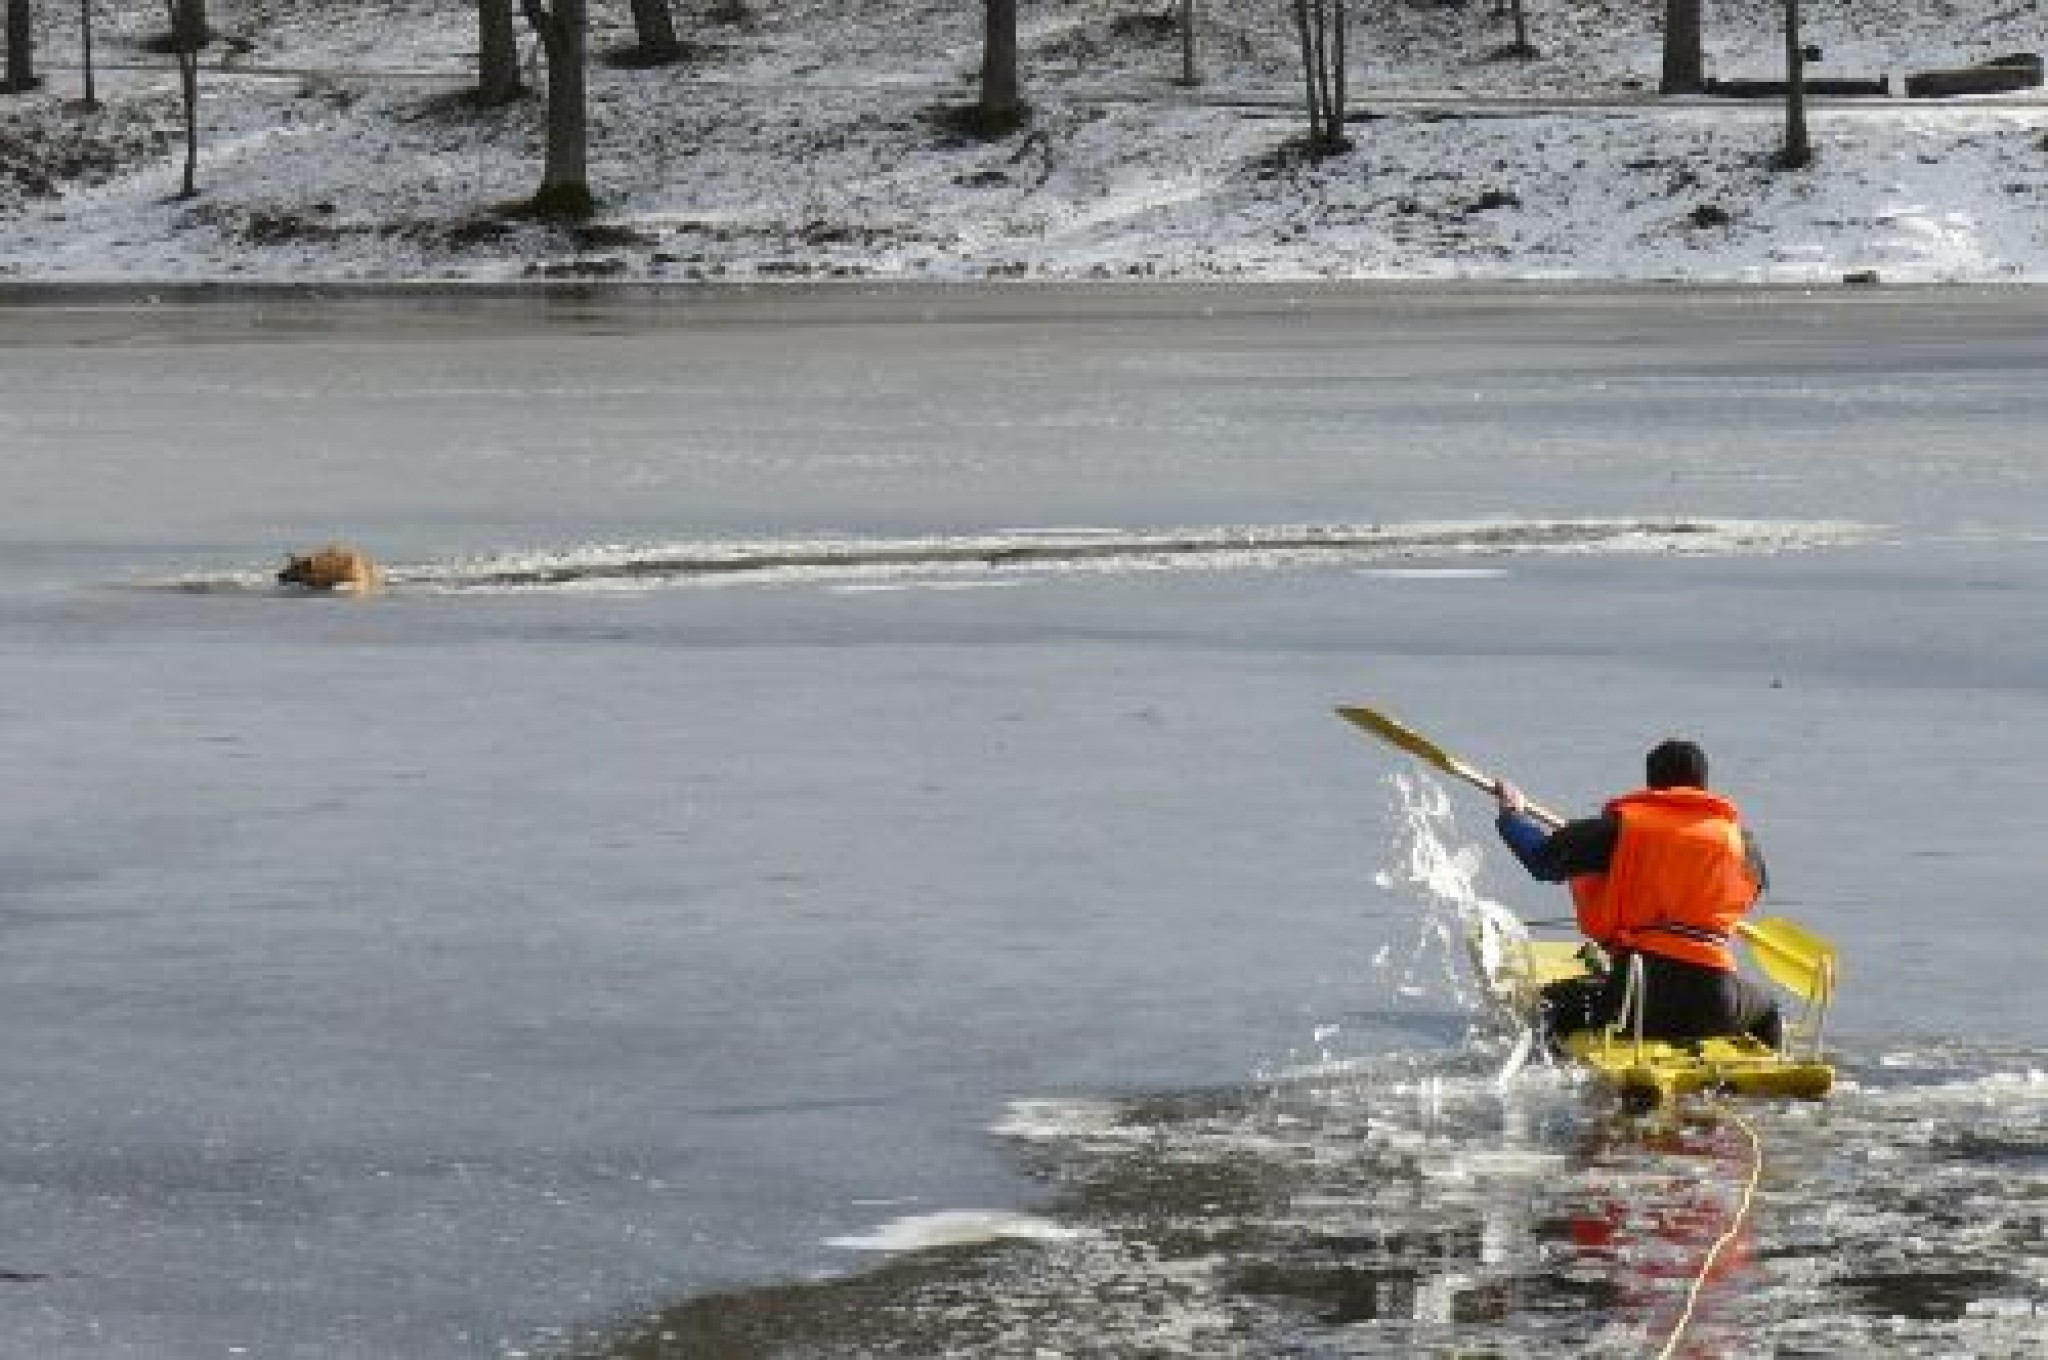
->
[278,544,382,594]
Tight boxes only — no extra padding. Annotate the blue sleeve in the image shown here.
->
[1495,810,1617,883]
[1496,810,1553,879]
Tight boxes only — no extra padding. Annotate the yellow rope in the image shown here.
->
[1652,1107,1764,1360]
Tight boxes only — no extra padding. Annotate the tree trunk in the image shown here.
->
[5,0,35,91]
[176,47,199,196]
[1291,0,1320,140]
[980,0,1020,129]
[173,0,208,48]
[1313,0,1335,142]
[161,0,201,194]
[520,0,593,216]
[1507,0,1535,58]
[1290,0,1349,151]
[478,0,521,104]
[1779,0,1812,167]
[1178,0,1199,86]
[1331,0,1346,135]
[80,0,98,106]
[627,0,682,64]
[1660,0,1703,94]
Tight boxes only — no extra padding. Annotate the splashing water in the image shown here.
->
[1370,771,1537,1039]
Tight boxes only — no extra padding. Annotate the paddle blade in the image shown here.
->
[1335,704,1567,827]
[1740,916,1839,1003]
[1335,705,1464,777]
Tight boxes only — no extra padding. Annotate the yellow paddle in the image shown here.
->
[1336,705,1570,825]
[1738,915,1838,1004]
[1335,704,1839,1003]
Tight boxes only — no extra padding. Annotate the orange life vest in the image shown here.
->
[1568,788,1759,972]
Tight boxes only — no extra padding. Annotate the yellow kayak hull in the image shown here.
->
[1561,1030,1835,1107]
[1521,940,1834,1107]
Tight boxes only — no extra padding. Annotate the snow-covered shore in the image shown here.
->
[3,0,2046,283]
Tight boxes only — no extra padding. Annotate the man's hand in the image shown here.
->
[1494,779,1527,815]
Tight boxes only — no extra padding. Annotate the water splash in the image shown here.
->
[1371,770,1536,1044]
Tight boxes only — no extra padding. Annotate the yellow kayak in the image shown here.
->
[1512,936,1835,1108]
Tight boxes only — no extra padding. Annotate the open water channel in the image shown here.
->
[0,284,2042,1356]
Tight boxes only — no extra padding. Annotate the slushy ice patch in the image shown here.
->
[586,774,2041,1357]
[158,517,1874,595]
[595,1049,2042,1356]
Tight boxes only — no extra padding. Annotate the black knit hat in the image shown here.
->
[1646,739,1709,789]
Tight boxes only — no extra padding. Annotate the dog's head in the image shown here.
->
[277,546,374,590]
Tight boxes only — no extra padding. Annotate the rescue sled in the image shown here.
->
[1490,920,1837,1108]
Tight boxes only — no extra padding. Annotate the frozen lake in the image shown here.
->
[2,285,2043,1356]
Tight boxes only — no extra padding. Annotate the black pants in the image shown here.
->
[1541,950,1783,1049]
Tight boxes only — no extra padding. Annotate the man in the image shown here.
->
[1494,739,1782,1048]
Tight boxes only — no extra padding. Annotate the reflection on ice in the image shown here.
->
[633,1043,2041,1358]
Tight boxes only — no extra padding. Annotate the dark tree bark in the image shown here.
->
[979,0,1021,131]
[478,0,522,104]
[1660,0,1703,94]
[1290,0,1350,152]
[80,0,99,106]
[164,0,202,196]
[625,0,682,64]
[1778,0,1812,167]
[171,0,208,47]
[520,0,593,217]
[5,0,37,92]
[1505,0,1536,59]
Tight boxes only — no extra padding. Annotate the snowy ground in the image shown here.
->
[3,0,2048,282]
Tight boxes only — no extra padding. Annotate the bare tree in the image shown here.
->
[164,0,202,196]
[172,0,208,46]
[1500,0,1537,60]
[79,0,99,106]
[1777,0,1812,167]
[624,0,682,65]
[1660,0,1703,94]
[4,0,37,92]
[477,0,522,104]
[1289,0,1350,153]
[979,0,1022,132]
[520,0,593,217]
